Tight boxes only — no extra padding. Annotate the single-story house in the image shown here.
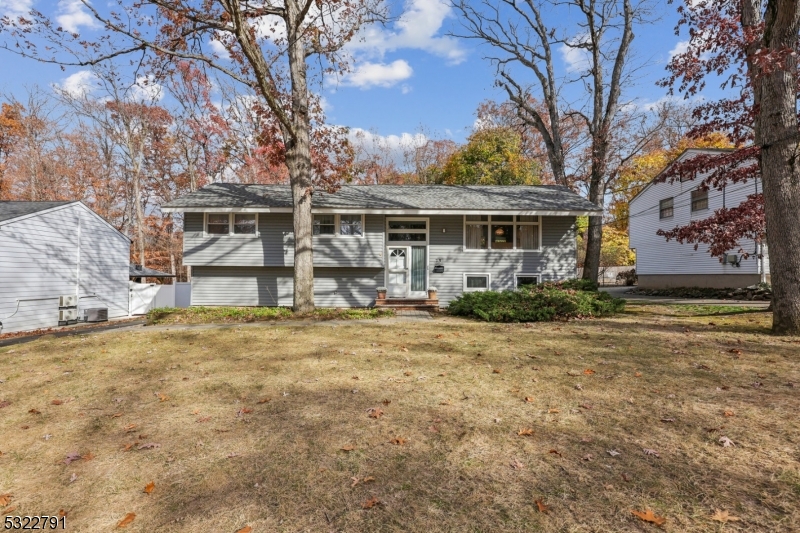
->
[628,148,769,289]
[162,184,600,307]
[0,201,131,334]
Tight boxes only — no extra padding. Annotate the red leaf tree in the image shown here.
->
[658,0,800,334]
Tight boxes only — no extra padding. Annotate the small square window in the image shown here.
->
[691,189,708,212]
[233,214,256,234]
[464,274,490,291]
[313,214,336,235]
[340,215,363,236]
[207,214,230,235]
[659,198,674,219]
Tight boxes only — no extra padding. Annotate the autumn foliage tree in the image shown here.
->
[1,0,385,312]
[659,0,800,334]
[440,127,541,185]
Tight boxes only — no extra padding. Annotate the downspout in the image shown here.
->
[76,212,81,307]
[755,178,766,284]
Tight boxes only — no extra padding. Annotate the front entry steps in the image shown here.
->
[374,297,440,311]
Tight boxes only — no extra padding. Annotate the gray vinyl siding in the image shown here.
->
[0,204,129,334]
[183,213,383,267]
[191,267,383,308]
[427,215,577,305]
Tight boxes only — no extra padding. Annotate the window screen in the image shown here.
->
[207,214,230,235]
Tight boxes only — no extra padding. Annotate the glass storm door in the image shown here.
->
[409,246,427,297]
[387,247,409,297]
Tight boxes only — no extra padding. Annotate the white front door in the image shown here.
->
[387,247,409,297]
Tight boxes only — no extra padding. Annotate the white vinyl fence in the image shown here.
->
[129,282,191,315]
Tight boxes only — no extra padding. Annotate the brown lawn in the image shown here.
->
[0,305,798,532]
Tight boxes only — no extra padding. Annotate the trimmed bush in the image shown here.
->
[448,281,624,322]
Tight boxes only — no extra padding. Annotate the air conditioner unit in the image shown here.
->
[59,294,78,307]
[83,308,108,323]
[58,308,78,324]
[725,254,738,264]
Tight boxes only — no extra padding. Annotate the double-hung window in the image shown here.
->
[313,214,364,236]
[206,213,257,236]
[691,189,708,212]
[464,215,540,250]
[659,198,674,219]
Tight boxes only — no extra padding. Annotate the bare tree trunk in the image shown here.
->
[286,0,315,313]
[132,170,146,266]
[753,0,800,334]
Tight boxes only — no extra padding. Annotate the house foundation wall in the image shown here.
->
[637,274,768,289]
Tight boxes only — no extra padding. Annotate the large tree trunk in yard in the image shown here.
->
[756,0,800,334]
[582,179,604,283]
[286,1,315,314]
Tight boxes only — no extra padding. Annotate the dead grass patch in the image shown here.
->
[147,306,394,325]
[0,306,798,531]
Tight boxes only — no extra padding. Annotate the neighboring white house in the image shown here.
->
[0,201,131,334]
[629,149,769,289]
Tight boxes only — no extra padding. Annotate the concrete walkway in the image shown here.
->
[599,285,771,307]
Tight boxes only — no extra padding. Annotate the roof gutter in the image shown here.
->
[162,207,601,216]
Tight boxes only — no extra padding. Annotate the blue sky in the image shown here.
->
[0,0,702,153]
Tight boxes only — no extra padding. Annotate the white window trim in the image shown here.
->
[462,215,542,252]
[204,213,259,237]
[463,273,491,292]
[514,273,541,288]
[313,214,365,238]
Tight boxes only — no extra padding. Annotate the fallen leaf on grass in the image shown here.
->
[711,509,741,523]
[583,369,596,375]
[81,451,95,461]
[51,399,63,405]
[64,452,82,464]
[363,476,375,483]
[583,454,593,461]
[137,443,161,450]
[0,401,10,409]
[351,476,360,488]
[579,403,593,410]
[2,505,17,515]
[660,418,675,423]
[634,372,642,377]
[111,413,122,418]
[28,408,41,415]
[196,416,211,423]
[390,437,407,445]
[510,458,525,470]
[362,497,380,509]
[381,399,391,405]
[341,445,356,452]
[367,407,383,419]
[236,407,253,417]
[116,513,135,528]
[719,436,735,448]
[143,481,155,494]
[548,449,562,457]
[58,510,67,518]
[621,473,631,482]
[524,397,535,403]
[631,509,666,526]
[157,393,169,402]
[607,449,621,457]
[0,494,11,506]
[257,398,271,404]
[518,428,534,436]
[123,424,136,432]
[492,369,501,374]
[227,452,240,458]
[535,499,549,513]
[723,410,735,417]
[548,408,560,414]
[574,384,583,391]
[235,527,252,533]
[643,448,660,458]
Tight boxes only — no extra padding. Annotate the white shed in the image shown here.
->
[629,149,769,289]
[0,201,131,334]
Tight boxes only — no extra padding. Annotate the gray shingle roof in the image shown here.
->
[0,201,73,223]
[162,184,600,213]
[129,264,176,278]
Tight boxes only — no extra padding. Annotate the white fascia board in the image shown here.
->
[164,206,599,216]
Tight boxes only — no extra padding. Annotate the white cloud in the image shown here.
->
[57,70,97,97]
[669,40,689,60]
[559,33,592,73]
[348,0,466,65]
[56,0,97,33]
[1,0,33,17]
[209,39,231,60]
[341,60,413,89]
[348,127,428,166]
[128,76,164,102]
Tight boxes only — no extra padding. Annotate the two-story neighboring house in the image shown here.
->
[629,148,769,289]
[162,183,601,308]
